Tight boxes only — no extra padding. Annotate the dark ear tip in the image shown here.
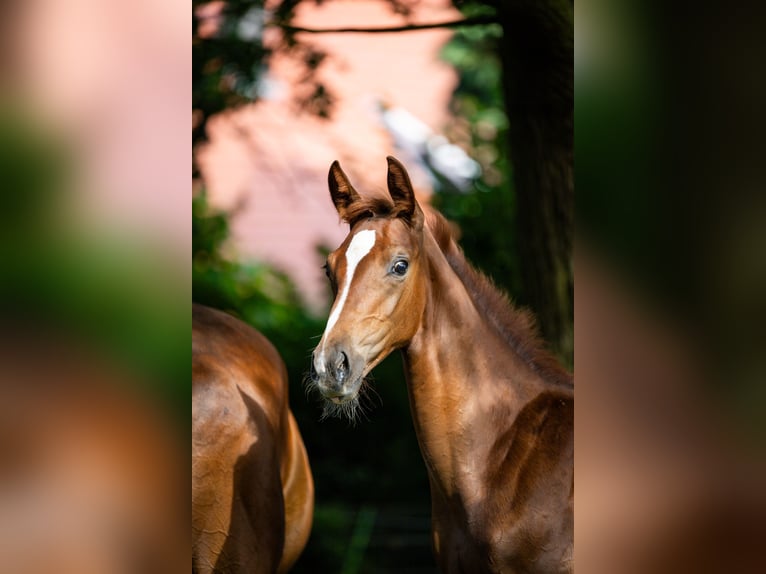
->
[386,156,402,167]
[328,160,345,185]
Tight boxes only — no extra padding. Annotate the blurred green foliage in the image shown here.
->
[433,19,525,302]
[0,107,188,425]
[193,0,268,150]
[0,108,70,230]
[192,191,322,352]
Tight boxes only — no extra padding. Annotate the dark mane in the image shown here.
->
[425,208,573,387]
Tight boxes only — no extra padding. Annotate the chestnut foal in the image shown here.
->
[309,158,573,574]
[193,304,314,573]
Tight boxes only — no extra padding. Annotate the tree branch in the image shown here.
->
[275,15,498,35]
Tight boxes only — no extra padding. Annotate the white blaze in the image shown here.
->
[319,229,376,359]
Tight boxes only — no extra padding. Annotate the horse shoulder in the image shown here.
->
[481,390,574,573]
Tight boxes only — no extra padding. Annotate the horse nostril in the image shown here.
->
[334,351,349,383]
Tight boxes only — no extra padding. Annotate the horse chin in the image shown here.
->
[323,378,362,405]
[317,378,364,422]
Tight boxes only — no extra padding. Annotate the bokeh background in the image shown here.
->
[193,1,571,572]
[1,0,188,571]
[0,0,764,572]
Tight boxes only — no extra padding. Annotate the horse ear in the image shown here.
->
[328,160,360,221]
[386,156,423,230]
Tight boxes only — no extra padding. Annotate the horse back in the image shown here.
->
[192,304,313,574]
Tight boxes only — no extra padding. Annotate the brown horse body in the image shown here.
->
[193,304,314,574]
[310,158,573,573]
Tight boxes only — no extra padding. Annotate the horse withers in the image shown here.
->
[308,157,573,574]
[193,304,314,574]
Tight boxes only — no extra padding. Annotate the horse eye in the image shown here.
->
[391,259,409,276]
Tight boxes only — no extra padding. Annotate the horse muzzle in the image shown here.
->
[310,347,363,403]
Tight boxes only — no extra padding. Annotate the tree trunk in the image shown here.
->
[496,0,574,364]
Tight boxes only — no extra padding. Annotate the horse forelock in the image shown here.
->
[423,208,573,387]
[342,194,412,227]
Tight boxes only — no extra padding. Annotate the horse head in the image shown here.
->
[309,157,428,418]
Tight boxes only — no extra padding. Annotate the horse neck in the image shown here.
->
[402,231,546,501]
